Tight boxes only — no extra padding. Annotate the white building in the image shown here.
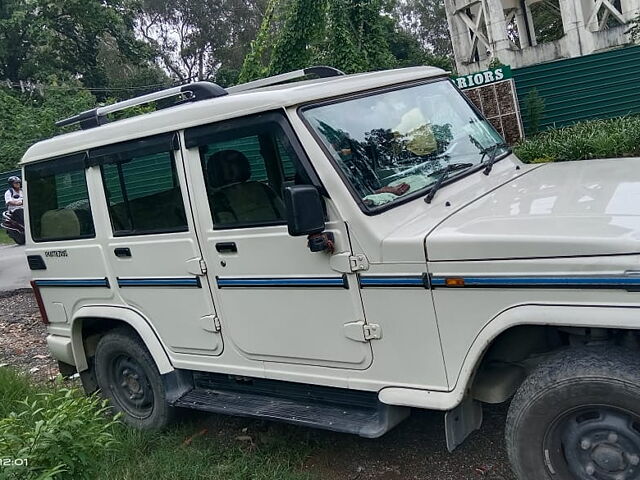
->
[445,0,640,74]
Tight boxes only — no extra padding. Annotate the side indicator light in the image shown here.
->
[445,277,465,287]
[30,281,49,325]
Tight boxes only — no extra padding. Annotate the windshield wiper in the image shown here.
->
[424,162,473,204]
[481,142,511,175]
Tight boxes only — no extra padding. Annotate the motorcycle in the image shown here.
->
[1,206,25,245]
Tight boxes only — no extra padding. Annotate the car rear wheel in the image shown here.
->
[94,328,175,430]
[506,347,640,480]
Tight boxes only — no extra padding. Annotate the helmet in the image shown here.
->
[7,176,21,185]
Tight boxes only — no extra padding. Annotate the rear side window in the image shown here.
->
[25,154,95,242]
[93,134,188,236]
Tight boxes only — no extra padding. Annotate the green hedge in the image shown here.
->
[514,115,640,163]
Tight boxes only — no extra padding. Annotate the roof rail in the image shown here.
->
[55,81,228,131]
[227,66,344,94]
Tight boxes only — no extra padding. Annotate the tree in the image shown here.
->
[135,0,268,85]
[0,83,95,171]
[240,0,439,82]
[394,0,453,58]
[0,0,152,95]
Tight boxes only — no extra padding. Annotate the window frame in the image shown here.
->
[92,132,190,237]
[297,76,511,216]
[185,110,324,231]
[24,152,96,243]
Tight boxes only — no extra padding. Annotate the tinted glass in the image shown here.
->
[198,122,306,228]
[101,151,188,235]
[26,160,95,242]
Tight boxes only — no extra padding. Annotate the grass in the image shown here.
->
[0,229,12,245]
[514,115,640,163]
[0,369,313,480]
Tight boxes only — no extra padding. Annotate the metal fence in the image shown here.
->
[512,44,640,132]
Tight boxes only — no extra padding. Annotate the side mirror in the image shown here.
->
[284,185,325,237]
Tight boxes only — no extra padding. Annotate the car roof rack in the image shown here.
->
[55,81,228,131]
[55,66,344,131]
[227,66,345,94]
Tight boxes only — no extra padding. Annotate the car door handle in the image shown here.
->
[215,242,237,253]
[114,247,132,258]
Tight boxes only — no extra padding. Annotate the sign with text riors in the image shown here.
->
[453,66,512,90]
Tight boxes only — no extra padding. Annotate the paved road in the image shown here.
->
[0,245,30,291]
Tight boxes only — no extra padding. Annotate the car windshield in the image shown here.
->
[301,79,508,210]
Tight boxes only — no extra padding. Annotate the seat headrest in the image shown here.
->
[207,150,251,188]
[40,209,80,239]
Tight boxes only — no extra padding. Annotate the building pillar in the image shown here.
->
[445,0,475,73]
[559,0,595,56]
[484,0,512,59]
[621,0,640,21]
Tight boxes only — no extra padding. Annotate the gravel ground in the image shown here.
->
[0,289,516,479]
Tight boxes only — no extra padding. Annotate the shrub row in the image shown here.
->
[0,368,311,480]
[514,115,640,163]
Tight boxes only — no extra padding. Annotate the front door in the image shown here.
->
[93,133,223,356]
[183,112,372,369]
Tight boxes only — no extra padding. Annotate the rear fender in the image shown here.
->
[70,305,174,374]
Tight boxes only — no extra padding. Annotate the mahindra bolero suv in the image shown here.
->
[21,65,640,480]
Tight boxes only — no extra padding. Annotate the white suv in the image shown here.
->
[22,65,640,480]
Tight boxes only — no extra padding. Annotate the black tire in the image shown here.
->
[506,347,640,480]
[94,328,175,430]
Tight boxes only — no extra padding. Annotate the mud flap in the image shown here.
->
[445,396,483,452]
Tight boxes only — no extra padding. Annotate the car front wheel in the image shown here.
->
[506,347,640,480]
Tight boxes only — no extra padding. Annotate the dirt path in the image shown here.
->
[0,290,515,479]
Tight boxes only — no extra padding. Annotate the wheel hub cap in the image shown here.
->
[110,355,154,419]
[552,407,640,480]
[592,444,626,472]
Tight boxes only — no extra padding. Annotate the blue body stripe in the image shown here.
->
[431,276,640,288]
[216,277,346,288]
[117,277,200,287]
[34,278,109,287]
[359,276,425,287]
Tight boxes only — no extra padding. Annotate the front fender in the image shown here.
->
[379,303,640,410]
[70,305,174,374]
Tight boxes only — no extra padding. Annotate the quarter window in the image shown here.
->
[25,154,95,242]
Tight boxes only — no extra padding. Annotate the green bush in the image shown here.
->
[523,89,545,136]
[514,115,640,163]
[0,383,120,480]
[0,369,38,418]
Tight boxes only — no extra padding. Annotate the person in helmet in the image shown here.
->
[4,176,23,212]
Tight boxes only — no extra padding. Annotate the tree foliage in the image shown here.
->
[0,0,153,93]
[394,0,453,58]
[135,0,268,85]
[0,83,95,171]
[240,0,448,81]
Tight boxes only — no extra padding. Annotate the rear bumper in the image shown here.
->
[46,335,75,366]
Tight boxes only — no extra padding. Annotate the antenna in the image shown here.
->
[55,82,228,130]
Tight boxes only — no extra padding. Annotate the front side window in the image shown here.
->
[25,155,95,242]
[302,79,507,210]
[101,150,187,236]
[190,119,309,229]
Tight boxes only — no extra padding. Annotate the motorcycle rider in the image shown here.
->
[4,176,23,211]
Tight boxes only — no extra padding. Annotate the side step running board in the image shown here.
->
[172,372,409,438]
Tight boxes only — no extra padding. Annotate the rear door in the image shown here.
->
[182,112,373,369]
[91,133,223,356]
